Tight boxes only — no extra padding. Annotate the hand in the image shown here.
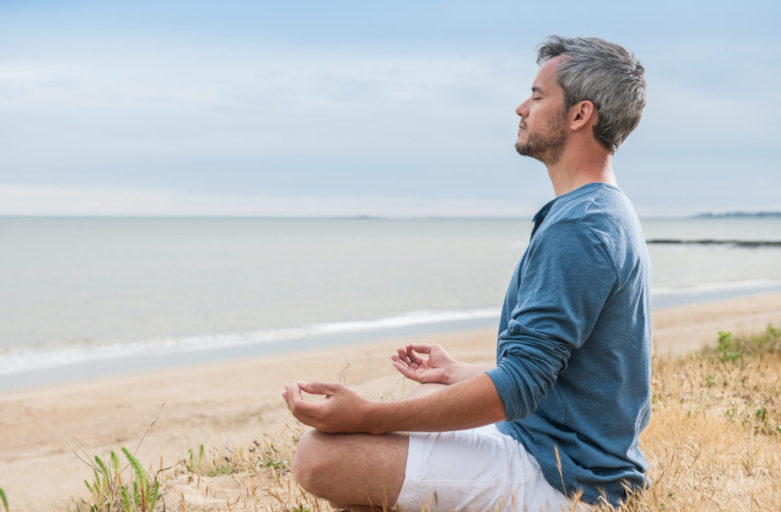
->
[282,381,375,434]
[391,344,459,385]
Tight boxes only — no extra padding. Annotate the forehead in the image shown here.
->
[533,56,565,92]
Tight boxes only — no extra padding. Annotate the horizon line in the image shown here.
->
[3,212,778,221]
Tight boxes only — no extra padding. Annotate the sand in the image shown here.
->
[1,292,780,511]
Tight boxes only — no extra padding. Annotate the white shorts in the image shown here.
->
[395,424,571,512]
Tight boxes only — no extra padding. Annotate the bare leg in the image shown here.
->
[293,384,449,508]
[293,430,408,509]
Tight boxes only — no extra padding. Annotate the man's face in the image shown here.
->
[514,56,569,165]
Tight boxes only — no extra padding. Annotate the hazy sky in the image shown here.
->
[1,0,779,216]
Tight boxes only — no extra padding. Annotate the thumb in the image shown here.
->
[299,381,342,396]
[409,343,435,354]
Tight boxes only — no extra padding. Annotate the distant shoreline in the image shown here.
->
[647,238,781,247]
[693,211,781,218]
[2,211,780,220]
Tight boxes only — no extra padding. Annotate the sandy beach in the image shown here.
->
[1,292,780,511]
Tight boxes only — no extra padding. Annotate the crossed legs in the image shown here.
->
[292,383,448,510]
[293,430,408,510]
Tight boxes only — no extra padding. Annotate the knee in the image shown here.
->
[292,429,334,493]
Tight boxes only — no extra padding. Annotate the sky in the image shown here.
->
[1,0,779,217]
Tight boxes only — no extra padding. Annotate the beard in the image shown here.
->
[514,112,568,165]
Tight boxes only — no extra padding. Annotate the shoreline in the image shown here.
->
[4,281,781,393]
[0,292,780,510]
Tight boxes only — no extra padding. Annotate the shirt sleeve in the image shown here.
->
[486,219,617,421]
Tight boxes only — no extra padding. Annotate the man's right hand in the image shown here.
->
[391,344,461,384]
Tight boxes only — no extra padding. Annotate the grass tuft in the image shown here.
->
[72,447,162,512]
[712,323,780,363]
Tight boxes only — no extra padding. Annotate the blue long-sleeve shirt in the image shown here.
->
[486,183,652,506]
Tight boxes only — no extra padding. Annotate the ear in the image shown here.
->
[569,100,597,131]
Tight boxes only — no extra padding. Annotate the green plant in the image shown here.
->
[206,463,235,476]
[254,437,289,474]
[746,405,780,436]
[265,460,287,470]
[713,324,781,363]
[753,323,780,353]
[122,447,160,511]
[187,444,205,472]
[189,441,291,477]
[79,447,160,512]
[0,487,9,512]
[716,330,742,361]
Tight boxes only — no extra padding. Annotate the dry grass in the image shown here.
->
[630,325,781,511]
[54,325,781,512]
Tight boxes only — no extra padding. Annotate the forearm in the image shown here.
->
[445,362,495,384]
[366,373,506,434]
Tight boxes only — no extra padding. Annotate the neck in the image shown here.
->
[547,148,617,197]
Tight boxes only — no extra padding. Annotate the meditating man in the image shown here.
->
[283,35,651,511]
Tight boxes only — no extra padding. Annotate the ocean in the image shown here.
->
[2,216,780,389]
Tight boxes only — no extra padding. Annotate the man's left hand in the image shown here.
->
[282,381,376,434]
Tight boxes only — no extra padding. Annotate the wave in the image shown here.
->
[652,278,781,295]
[6,279,779,377]
[0,307,500,376]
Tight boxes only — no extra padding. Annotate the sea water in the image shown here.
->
[1,216,780,389]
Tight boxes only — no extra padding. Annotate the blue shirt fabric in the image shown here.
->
[486,183,652,506]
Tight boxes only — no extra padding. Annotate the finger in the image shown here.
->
[392,352,414,366]
[392,360,417,381]
[391,352,407,365]
[283,383,302,411]
[391,357,414,378]
[299,381,341,396]
[391,355,410,371]
[290,399,321,426]
[409,343,435,354]
[407,345,426,365]
[282,383,323,424]
[396,347,412,364]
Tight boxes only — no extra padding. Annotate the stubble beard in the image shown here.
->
[514,112,568,166]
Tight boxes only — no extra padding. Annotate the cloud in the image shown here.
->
[2,25,779,216]
[0,46,530,172]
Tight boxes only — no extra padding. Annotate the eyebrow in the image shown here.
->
[532,86,544,95]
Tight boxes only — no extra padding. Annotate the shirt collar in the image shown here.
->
[530,198,557,241]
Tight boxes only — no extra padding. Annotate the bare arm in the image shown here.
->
[282,373,506,435]
[390,344,495,385]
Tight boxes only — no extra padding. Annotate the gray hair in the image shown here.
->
[537,36,646,153]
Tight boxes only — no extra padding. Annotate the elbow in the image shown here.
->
[489,357,559,421]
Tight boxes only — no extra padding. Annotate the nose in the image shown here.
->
[516,98,530,118]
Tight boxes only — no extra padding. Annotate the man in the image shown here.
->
[283,35,651,511]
